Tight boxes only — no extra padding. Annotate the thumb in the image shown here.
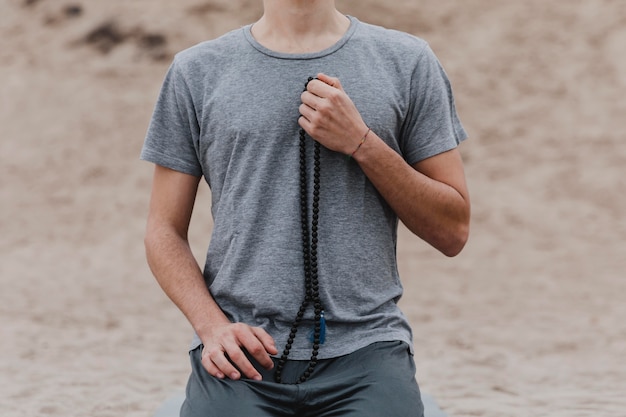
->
[317,73,344,92]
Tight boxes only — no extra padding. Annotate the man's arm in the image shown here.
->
[144,165,277,381]
[300,74,470,256]
[354,142,469,257]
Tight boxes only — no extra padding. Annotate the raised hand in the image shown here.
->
[299,73,370,156]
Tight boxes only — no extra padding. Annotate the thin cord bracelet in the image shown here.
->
[347,127,371,160]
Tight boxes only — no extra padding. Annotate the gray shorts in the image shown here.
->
[181,340,424,417]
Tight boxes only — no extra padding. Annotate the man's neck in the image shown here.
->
[252,0,350,54]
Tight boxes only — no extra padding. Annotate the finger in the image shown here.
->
[202,358,225,379]
[298,114,312,134]
[298,107,321,138]
[233,327,276,374]
[252,327,278,355]
[202,346,238,380]
[317,73,344,92]
[299,102,317,124]
[221,341,262,381]
[301,90,324,110]
[250,327,278,369]
[306,77,336,98]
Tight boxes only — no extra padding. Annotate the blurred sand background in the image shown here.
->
[1,0,625,416]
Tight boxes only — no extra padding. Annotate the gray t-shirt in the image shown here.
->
[141,16,467,359]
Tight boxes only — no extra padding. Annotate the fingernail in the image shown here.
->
[230,372,239,380]
[253,375,262,381]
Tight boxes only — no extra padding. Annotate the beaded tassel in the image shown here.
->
[309,310,326,345]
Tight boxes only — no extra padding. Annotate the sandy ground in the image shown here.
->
[1,0,625,416]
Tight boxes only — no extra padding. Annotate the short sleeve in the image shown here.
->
[400,45,468,165]
[140,58,203,177]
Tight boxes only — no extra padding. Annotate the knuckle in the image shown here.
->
[317,102,332,115]
[328,92,341,104]
[312,110,325,122]
[207,346,222,357]
[247,344,264,356]
[231,322,246,334]
[227,350,243,362]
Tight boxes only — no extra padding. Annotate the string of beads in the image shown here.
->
[274,77,325,384]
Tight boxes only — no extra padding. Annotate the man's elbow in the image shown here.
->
[143,221,174,260]
[144,221,189,256]
[144,230,155,254]
[143,219,160,251]
[144,227,160,263]
[438,222,470,257]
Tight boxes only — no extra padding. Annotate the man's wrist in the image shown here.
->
[346,126,371,160]
[351,129,389,166]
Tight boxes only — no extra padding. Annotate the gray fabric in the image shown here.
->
[180,341,424,417]
[141,16,467,360]
[153,393,448,417]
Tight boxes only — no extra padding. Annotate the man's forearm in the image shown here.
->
[353,133,470,257]
[144,227,231,340]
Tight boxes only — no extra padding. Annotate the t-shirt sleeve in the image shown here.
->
[140,58,203,177]
[400,44,468,165]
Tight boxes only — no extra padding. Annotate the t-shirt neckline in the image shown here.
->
[243,15,359,60]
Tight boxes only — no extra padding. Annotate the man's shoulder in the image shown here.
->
[353,18,429,55]
[172,26,247,70]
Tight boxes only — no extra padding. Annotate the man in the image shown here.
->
[142,0,470,415]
